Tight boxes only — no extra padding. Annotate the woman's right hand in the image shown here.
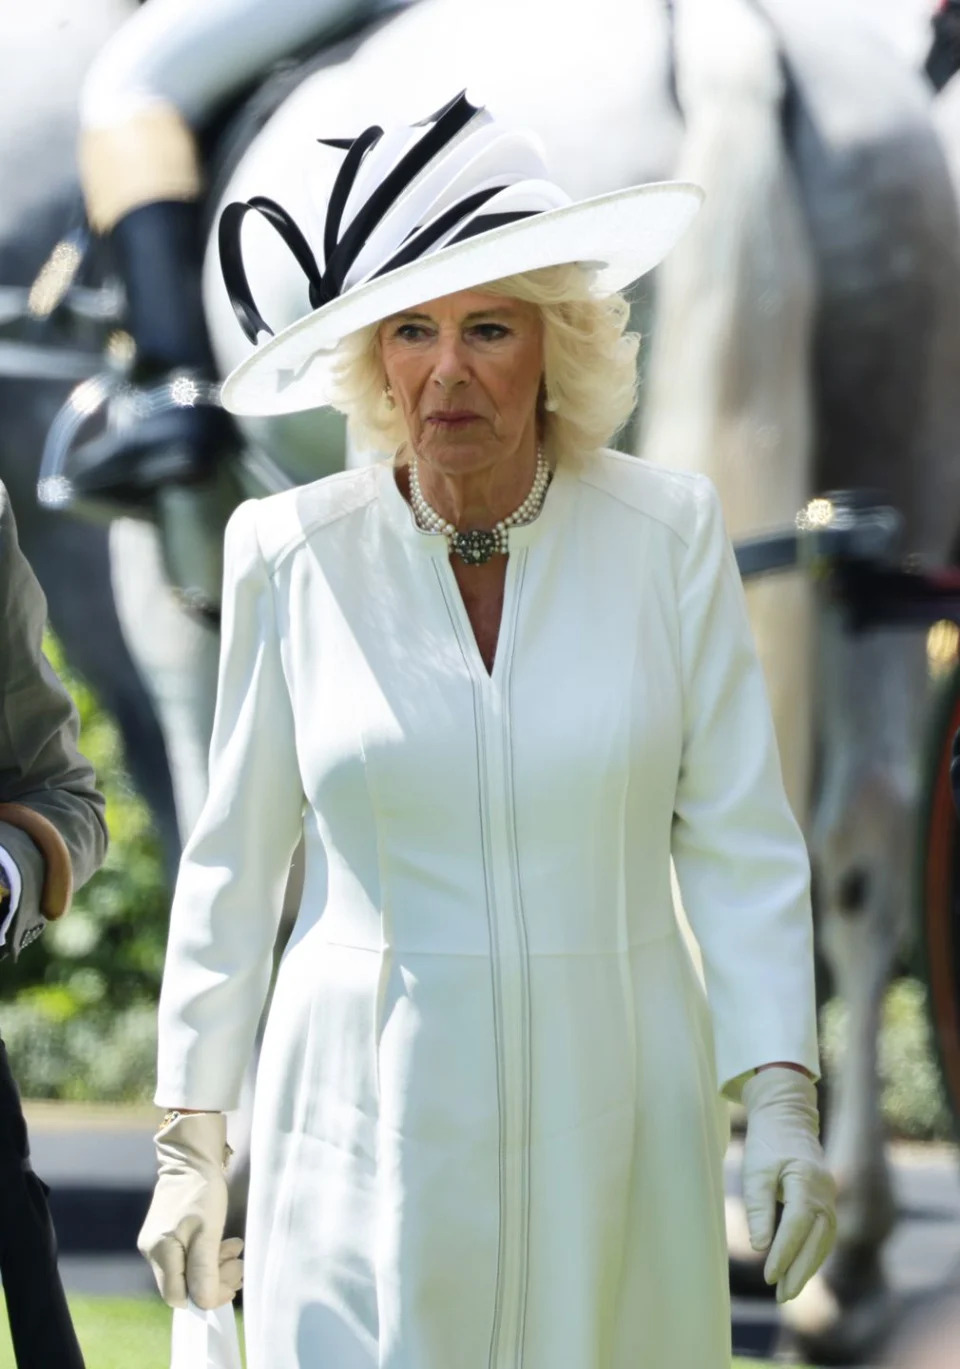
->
[136,1111,244,1309]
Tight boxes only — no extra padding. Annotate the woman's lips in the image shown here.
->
[428,412,480,427]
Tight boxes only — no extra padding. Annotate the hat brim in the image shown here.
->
[219,180,702,418]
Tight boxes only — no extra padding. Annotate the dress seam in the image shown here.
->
[264,490,379,578]
[503,548,532,1367]
[352,677,391,1106]
[430,560,506,1369]
[576,470,699,549]
[250,505,309,816]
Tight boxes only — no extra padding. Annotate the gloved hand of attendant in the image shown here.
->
[740,1066,836,1304]
[137,1111,244,1309]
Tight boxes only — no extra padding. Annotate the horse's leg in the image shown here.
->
[48,530,182,885]
[107,514,221,841]
[779,619,926,1358]
[641,0,816,817]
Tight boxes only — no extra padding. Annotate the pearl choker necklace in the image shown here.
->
[408,452,552,565]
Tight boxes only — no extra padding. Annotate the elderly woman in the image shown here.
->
[137,94,836,1368]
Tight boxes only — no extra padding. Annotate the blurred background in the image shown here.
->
[3,0,960,1364]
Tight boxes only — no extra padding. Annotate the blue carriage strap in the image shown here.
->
[217,90,542,346]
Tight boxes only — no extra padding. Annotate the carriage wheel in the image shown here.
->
[916,660,960,1142]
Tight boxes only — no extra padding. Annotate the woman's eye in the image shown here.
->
[394,323,432,341]
[469,323,509,341]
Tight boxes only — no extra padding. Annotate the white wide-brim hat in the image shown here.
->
[218,91,702,418]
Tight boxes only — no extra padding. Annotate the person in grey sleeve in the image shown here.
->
[0,477,109,1367]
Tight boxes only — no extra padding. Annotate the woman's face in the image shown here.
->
[378,288,544,476]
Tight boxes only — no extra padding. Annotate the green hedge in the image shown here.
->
[0,1001,158,1103]
[820,977,955,1142]
[0,631,169,1100]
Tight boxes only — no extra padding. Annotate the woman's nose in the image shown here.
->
[431,335,470,389]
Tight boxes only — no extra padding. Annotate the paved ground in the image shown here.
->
[15,1105,960,1361]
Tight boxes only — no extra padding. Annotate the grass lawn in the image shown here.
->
[0,1296,202,1368]
[0,1296,794,1367]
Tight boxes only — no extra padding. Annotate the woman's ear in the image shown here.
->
[537,373,558,415]
[375,331,394,409]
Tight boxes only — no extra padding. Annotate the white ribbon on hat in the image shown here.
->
[170,1299,242,1369]
[335,115,568,295]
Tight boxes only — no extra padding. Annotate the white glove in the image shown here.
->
[137,1111,244,1310]
[740,1066,836,1304]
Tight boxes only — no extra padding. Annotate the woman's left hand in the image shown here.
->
[740,1066,837,1303]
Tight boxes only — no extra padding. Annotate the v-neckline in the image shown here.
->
[376,454,573,687]
[441,553,515,681]
[449,559,509,678]
[434,547,523,686]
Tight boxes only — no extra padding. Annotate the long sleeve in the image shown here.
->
[670,475,820,1101]
[154,498,306,1111]
[0,481,108,961]
[0,845,23,947]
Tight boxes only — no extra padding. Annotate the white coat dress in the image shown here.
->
[154,447,821,1369]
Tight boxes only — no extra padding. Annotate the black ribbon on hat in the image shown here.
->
[218,91,540,345]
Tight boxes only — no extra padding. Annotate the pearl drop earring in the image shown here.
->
[383,384,395,409]
[544,389,559,413]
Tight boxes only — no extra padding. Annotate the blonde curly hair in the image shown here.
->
[326,262,640,468]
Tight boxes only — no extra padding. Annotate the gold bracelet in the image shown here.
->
[158,1110,233,1170]
[160,1108,220,1128]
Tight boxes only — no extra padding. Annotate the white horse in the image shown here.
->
[642,0,960,1355]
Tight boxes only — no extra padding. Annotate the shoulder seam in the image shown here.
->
[257,471,379,577]
[577,468,701,549]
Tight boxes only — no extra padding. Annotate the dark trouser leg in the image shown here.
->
[0,1032,85,1369]
[111,199,215,379]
